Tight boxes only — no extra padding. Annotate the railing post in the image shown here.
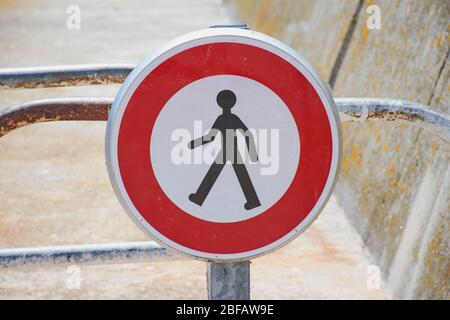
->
[207,261,250,300]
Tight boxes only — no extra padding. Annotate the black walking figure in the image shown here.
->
[188,90,261,210]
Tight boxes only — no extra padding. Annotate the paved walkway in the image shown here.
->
[0,0,389,299]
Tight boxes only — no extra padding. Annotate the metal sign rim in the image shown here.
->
[105,27,342,262]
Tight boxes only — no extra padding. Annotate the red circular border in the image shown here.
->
[118,42,332,254]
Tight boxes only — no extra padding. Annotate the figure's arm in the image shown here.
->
[238,121,258,162]
[188,128,218,149]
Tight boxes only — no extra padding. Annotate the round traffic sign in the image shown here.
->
[106,28,341,261]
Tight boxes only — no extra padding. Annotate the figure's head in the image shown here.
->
[216,90,236,110]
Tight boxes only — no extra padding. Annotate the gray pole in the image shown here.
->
[207,261,250,300]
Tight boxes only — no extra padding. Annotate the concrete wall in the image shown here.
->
[227,0,449,299]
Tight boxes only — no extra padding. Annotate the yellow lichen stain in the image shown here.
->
[362,187,370,195]
[433,32,444,49]
[338,23,348,42]
[431,143,439,152]
[386,163,395,177]
[374,127,382,143]
[390,179,398,190]
[351,143,362,168]
[399,183,407,193]
[383,143,389,153]
[426,228,443,256]
[386,213,401,230]
[361,25,370,47]
[341,154,349,173]
[417,226,448,298]
[254,0,272,32]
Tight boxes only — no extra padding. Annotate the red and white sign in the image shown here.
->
[106,28,341,261]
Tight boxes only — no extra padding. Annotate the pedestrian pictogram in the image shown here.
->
[188,90,261,211]
[106,27,341,261]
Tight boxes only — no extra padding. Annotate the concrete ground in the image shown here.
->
[0,0,390,299]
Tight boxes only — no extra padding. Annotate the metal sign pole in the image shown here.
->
[207,261,250,300]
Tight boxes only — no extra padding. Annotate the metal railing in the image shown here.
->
[0,64,449,299]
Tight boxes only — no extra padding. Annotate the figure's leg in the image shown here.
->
[189,153,225,206]
[232,153,261,210]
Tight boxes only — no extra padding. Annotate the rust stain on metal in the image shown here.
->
[336,98,450,143]
[367,110,425,122]
[11,75,124,89]
[343,111,363,119]
[0,64,133,89]
[0,98,113,138]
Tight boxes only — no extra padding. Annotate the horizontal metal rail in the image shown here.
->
[0,241,182,267]
[338,98,450,143]
[0,64,133,89]
[1,97,449,142]
[0,97,112,137]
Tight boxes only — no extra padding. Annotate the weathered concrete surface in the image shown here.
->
[333,0,449,300]
[230,0,449,299]
[226,0,361,81]
[0,0,389,299]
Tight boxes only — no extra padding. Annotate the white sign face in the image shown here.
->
[106,27,341,261]
[151,75,300,223]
